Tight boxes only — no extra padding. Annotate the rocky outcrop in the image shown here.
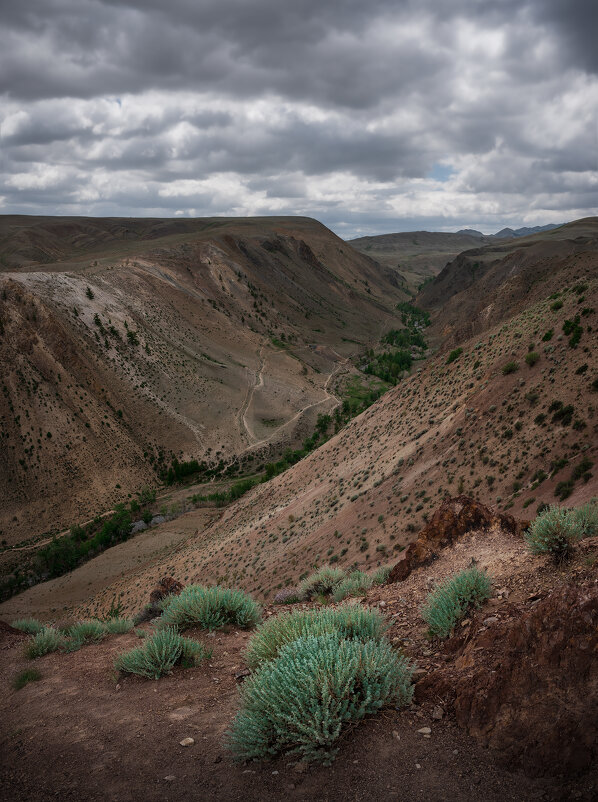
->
[417,580,598,778]
[149,576,184,605]
[387,495,525,583]
[455,580,598,776]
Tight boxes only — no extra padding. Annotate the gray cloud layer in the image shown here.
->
[1,0,597,235]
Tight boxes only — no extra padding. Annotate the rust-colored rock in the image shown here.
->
[149,576,184,605]
[453,580,598,777]
[387,495,526,583]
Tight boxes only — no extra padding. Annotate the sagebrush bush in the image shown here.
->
[298,566,346,600]
[104,617,135,634]
[525,504,587,561]
[67,620,106,644]
[159,585,261,631]
[332,570,372,602]
[572,500,598,538]
[25,627,64,659]
[11,618,44,635]
[372,566,391,585]
[245,604,388,670]
[422,566,492,638]
[227,634,414,764]
[114,626,211,679]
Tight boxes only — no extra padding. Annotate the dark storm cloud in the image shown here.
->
[0,0,596,233]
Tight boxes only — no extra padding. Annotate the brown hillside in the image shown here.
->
[0,216,405,545]
[419,217,598,346]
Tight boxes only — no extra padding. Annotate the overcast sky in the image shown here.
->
[1,0,597,237]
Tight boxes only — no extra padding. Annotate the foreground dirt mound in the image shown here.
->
[387,495,525,582]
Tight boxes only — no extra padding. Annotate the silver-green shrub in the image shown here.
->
[422,566,492,638]
[572,500,598,539]
[245,604,388,670]
[525,504,586,561]
[24,627,64,659]
[332,571,372,602]
[298,566,346,600]
[67,620,106,644]
[114,626,211,679]
[372,566,391,585]
[227,634,414,764]
[104,618,135,634]
[159,585,261,631]
[12,618,44,635]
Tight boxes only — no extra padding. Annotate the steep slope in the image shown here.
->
[2,267,595,621]
[418,217,598,345]
[0,216,405,544]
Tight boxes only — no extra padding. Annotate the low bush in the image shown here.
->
[13,668,42,690]
[114,627,211,679]
[502,361,519,375]
[11,618,44,635]
[422,566,492,638]
[573,500,598,538]
[25,627,64,659]
[298,566,345,600]
[332,571,372,602]
[372,566,391,585]
[67,620,106,644]
[525,351,540,367]
[159,585,262,631]
[525,505,585,562]
[446,347,463,364]
[104,617,135,634]
[227,634,413,764]
[245,605,388,670]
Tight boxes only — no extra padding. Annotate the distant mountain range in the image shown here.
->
[456,223,561,239]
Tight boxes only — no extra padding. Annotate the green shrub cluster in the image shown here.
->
[104,617,135,634]
[298,566,345,600]
[114,627,211,679]
[228,634,413,765]
[66,619,106,645]
[25,627,64,659]
[11,618,44,635]
[422,566,492,638]
[159,585,262,631]
[446,347,463,364]
[244,605,388,670]
[332,570,373,602]
[525,503,596,561]
[296,564,392,604]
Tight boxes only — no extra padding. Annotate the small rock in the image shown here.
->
[179,737,195,747]
[460,618,470,627]
[293,762,308,774]
[431,706,444,720]
[483,616,499,626]
[417,727,431,735]
[415,763,422,769]
[272,771,279,775]
[379,601,387,608]
[164,775,175,782]
[497,587,509,598]
[392,730,400,740]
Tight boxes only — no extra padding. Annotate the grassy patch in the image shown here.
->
[13,668,42,690]
[159,585,262,631]
[422,566,492,638]
[114,627,211,679]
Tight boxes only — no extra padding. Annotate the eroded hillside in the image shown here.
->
[0,216,405,544]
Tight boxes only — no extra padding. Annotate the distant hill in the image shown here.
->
[456,224,562,239]
[418,216,598,344]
